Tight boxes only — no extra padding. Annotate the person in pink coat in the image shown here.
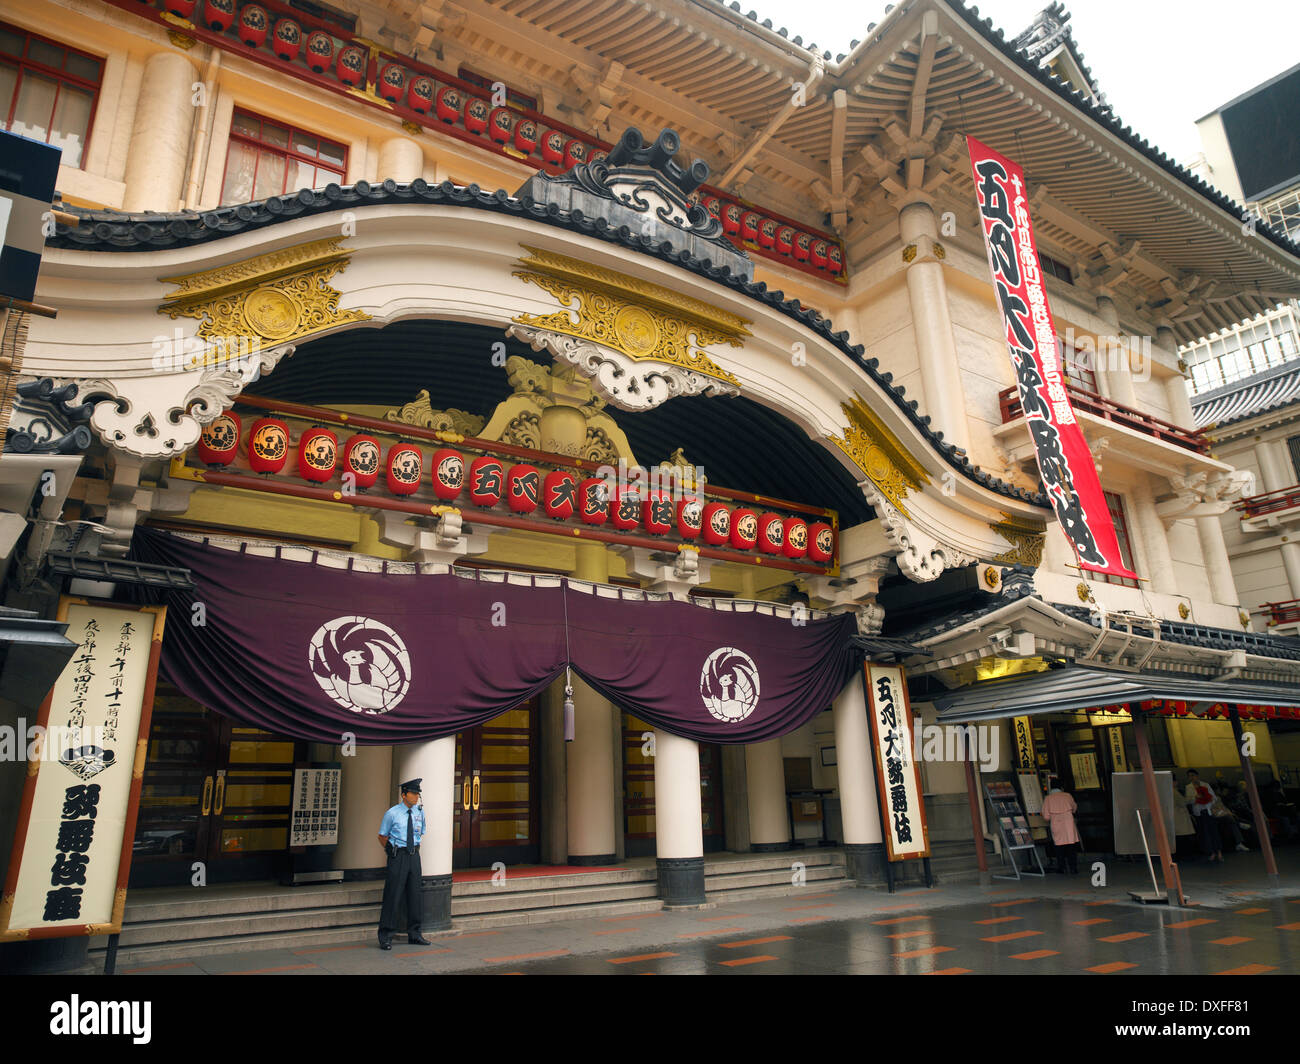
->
[1041,778,1081,874]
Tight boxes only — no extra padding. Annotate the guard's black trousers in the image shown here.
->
[379,849,423,943]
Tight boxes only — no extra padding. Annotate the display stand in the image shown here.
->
[1127,809,1169,905]
[985,780,1045,880]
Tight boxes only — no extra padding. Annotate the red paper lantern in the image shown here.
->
[463,97,489,135]
[435,86,462,124]
[776,225,795,255]
[701,503,730,546]
[730,509,758,551]
[642,492,674,535]
[611,488,642,531]
[541,129,566,165]
[757,513,784,555]
[386,444,423,495]
[579,478,610,525]
[506,464,540,514]
[297,426,338,483]
[196,412,241,466]
[543,471,578,520]
[721,203,742,235]
[408,76,435,114]
[677,497,703,540]
[783,518,809,559]
[271,18,301,62]
[468,457,503,507]
[201,0,234,32]
[431,449,464,500]
[342,434,381,491]
[828,244,844,275]
[588,149,607,166]
[758,217,777,249]
[248,417,290,474]
[811,239,829,269]
[701,196,721,219]
[238,4,269,47]
[304,30,333,73]
[378,63,406,104]
[563,139,587,169]
[513,118,538,155]
[793,231,812,261]
[740,211,760,242]
[807,522,834,563]
[488,107,514,144]
[167,0,197,18]
[336,45,366,87]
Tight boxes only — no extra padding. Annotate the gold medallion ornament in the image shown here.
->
[828,395,930,516]
[243,288,300,340]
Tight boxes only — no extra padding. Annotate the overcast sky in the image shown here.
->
[744,0,1297,165]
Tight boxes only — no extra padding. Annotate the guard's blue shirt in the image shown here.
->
[380,802,425,848]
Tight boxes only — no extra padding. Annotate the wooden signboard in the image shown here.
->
[863,663,930,862]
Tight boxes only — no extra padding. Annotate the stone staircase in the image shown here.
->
[86,850,851,969]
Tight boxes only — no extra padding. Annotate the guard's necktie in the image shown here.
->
[407,807,415,853]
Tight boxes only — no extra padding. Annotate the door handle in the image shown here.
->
[462,778,471,811]
[201,776,213,816]
[214,773,226,816]
[472,772,481,811]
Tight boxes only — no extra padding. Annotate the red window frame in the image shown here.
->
[0,20,103,169]
[1060,336,1099,395]
[219,109,348,205]
[1096,491,1139,589]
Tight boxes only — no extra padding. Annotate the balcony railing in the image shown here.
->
[1234,485,1300,518]
[1260,599,1300,626]
[997,383,1212,455]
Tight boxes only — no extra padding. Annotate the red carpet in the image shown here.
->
[452,864,623,882]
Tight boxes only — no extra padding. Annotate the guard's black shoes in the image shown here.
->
[407,935,431,945]
[379,940,392,950]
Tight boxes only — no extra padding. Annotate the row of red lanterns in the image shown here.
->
[700,196,844,275]
[199,415,835,560]
[1147,700,1297,720]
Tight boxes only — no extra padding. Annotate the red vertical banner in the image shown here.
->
[967,137,1137,580]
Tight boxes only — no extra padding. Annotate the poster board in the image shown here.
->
[1,599,166,941]
[1111,771,1178,855]
[1070,751,1101,790]
[1016,771,1044,815]
[289,767,341,847]
[1012,716,1034,770]
[863,663,930,861]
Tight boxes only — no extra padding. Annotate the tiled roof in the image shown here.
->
[1191,359,1300,428]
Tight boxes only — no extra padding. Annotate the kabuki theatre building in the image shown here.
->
[3,0,1300,969]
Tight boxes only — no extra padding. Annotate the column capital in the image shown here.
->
[371,508,495,566]
[614,544,711,599]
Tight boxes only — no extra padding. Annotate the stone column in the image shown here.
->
[376,136,425,182]
[1195,514,1237,604]
[393,738,456,930]
[1157,328,1196,428]
[654,729,706,905]
[1128,477,1178,594]
[744,739,789,851]
[898,197,970,453]
[1281,543,1300,603]
[333,744,394,878]
[1096,297,1140,407]
[832,674,884,884]
[1254,440,1291,494]
[122,51,198,212]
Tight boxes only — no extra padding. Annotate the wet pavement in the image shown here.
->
[108,849,1300,976]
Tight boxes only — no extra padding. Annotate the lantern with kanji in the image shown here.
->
[811,239,829,270]
[775,225,795,255]
[579,478,610,525]
[827,244,844,275]
[506,464,540,514]
[248,417,290,474]
[342,434,381,491]
[721,203,742,235]
[701,502,730,546]
[378,63,406,104]
[541,129,566,165]
[611,488,642,531]
[543,471,578,520]
[435,86,461,124]
[514,118,538,155]
[407,76,435,114]
[431,449,464,500]
[701,196,721,220]
[196,412,241,466]
[464,97,489,134]
[757,513,784,555]
[202,0,234,32]
[297,426,338,483]
[336,45,366,87]
[783,518,808,559]
[271,18,301,62]
[304,31,334,73]
[793,231,813,261]
[807,522,834,563]
[563,139,587,170]
[166,0,196,19]
[488,107,514,144]
[385,444,422,495]
[730,508,758,551]
[758,218,777,249]
[740,211,760,242]
[642,492,674,535]
[238,4,269,48]
[677,497,703,540]
[468,457,504,507]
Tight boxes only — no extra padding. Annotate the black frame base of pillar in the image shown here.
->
[750,841,792,852]
[843,842,886,885]
[421,873,453,931]
[657,855,707,906]
[0,935,88,974]
[568,853,617,866]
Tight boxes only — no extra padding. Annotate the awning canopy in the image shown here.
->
[930,664,1300,723]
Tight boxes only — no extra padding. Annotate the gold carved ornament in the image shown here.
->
[511,245,748,387]
[989,512,1046,567]
[158,237,369,360]
[828,396,930,516]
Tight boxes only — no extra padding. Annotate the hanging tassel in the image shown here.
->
[563,666,575,742]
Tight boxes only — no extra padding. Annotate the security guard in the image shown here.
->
[377,778,431,949]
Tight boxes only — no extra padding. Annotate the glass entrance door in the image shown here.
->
[452,700,539,867]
